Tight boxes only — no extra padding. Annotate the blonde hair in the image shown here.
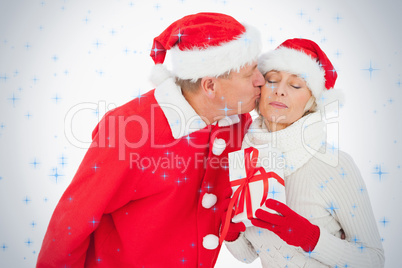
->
[303,95,317,116]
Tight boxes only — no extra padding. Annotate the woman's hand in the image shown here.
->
[251,199,320,252]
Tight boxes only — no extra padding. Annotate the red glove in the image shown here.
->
[220,188,246,242]
[251,199,320,252]
[224,220,246,242]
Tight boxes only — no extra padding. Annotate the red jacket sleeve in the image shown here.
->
[37,111,139,267]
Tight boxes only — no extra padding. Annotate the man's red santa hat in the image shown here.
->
[150,12,261,86]
[258,38,343,110]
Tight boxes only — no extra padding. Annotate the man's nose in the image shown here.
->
[253,69,265,87]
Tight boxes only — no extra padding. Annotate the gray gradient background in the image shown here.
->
[0,0,401,267]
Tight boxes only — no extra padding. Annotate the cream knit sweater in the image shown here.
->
[225,112,385,267]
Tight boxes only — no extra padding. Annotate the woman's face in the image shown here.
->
[259,70,312,131]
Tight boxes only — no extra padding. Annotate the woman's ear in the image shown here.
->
[201,77,217,99]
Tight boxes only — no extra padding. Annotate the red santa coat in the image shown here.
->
[37,78,251,268]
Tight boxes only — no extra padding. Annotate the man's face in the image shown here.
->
[214,62,265,117]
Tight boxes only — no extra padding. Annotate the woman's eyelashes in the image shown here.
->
[266,80,301,89]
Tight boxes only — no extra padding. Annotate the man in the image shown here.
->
[37,12,264,267]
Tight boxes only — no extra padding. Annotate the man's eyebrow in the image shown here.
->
[245,64,258,76]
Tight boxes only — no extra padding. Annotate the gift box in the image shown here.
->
[228,146,286,227]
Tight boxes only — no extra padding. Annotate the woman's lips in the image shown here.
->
[269,101,288,109]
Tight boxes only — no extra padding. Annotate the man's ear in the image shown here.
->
[201,77,217,99]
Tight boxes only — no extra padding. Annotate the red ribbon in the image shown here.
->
[219,147,285,244]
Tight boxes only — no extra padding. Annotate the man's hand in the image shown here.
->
[224,220,246,242]
[220,188,246,242]
[251,199,320,252]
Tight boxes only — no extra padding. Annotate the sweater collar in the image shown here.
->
[154,77,240,139]
[243,112,326,176]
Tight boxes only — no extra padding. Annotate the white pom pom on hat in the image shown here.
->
[149,64,172,87]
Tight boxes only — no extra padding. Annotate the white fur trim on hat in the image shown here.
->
[258,47,325,101]
[170,25,261,81]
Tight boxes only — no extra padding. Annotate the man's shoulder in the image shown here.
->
[108,89,157,117]
[91,89,172,142]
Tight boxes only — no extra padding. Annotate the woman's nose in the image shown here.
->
[274,82,286,96]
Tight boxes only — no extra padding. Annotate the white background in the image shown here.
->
[0,0,401,267]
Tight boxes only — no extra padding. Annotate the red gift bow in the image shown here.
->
[219,147,285,244]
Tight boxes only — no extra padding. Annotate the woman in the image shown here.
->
[223,38,385,267]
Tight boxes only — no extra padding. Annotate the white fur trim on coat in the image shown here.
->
[154,78,243,140]
[218,115,240,127]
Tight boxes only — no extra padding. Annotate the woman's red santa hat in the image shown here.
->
[258,38,343,110]
[150,12,261,86]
